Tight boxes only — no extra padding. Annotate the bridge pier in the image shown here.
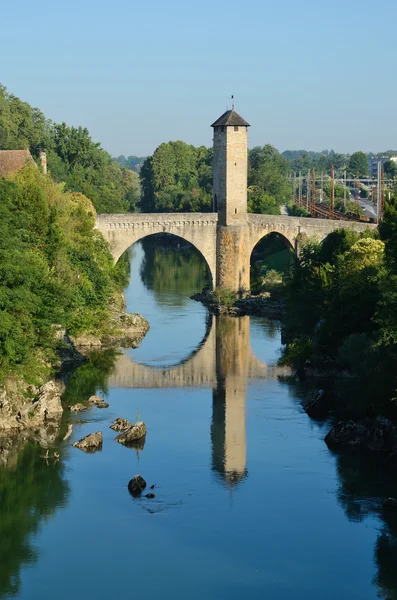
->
[216,225,250,294]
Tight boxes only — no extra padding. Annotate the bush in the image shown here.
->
[213,288,238,309]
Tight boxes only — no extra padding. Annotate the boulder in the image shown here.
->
[382,497,397,510]
[128,474,147,497]
[88,395,105,406]
[72,431,102,452]
[325,417,397,452]
[96,402,109,409]
[70,334,102,349]
[116,421,146,446]
[27,381,63,427]
[302,389,328,419]
[110,418,132,432]
[145,493,155,499]
[69,403,87,413]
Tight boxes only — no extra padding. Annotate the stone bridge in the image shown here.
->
[95,107,376,292]
[96,212,376,291]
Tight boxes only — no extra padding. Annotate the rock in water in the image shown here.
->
[72,431,102,452]
[301,389,328,419]
[110,418,132,431]
[69,403,87,413]
[63,424,73,441]
[383,498,397,510]
[116,421,146,445]
[128,475,147,497]
[87,395,105,406]
[145,493,155,499]
[96,402,109,409]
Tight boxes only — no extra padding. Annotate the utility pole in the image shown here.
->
[293,172,296,204]
[377,161,381,224]
[330,164,335,214]
[355,171,360,208]
[320,172,324,202]
[380,166,385,221]
[344,169,347,210]
[311,168,316,216]
[307,169,311,211]
[298,170,302,206]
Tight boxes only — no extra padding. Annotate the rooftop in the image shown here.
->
[0,149,35,176]
[211,109,250,128]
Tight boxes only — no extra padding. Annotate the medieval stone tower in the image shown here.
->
[212,106,250,292]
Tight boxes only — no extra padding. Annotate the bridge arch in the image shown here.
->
[96,213,218,289]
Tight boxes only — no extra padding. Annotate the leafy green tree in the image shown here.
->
[0,84,138,214]
[384,160,397,179]
[248,145,291,212]
[348,151,369,177]
[139,141,212,213]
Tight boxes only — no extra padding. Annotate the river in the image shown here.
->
[1,238,397,600]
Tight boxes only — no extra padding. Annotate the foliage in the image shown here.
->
[383,160,397,179]
[287,202,310,217]
[248,145,291,212]
[0,84,139,213]
[139,141,213,213]
[0,166,122,379]
[213,288,238,309]
[348,151,369,177]
[283,149,348,175]
[114,155,146,173]
[280,215,397,416]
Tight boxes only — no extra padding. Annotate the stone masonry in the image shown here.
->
[96,108,377,293]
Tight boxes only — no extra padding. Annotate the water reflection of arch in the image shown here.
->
[109,315,290,490]
[108,315,288,390]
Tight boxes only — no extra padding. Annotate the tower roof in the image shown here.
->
[211,109,250,128]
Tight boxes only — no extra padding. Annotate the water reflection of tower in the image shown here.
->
[211,315,249,487]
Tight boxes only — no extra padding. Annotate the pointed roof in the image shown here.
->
[211,109,250,128]
[0,150,35,176]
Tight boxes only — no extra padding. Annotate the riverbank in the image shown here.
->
[191,289,285,319]
[0,305,149,456]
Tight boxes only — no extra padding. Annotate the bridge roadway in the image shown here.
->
[96,212,376,289]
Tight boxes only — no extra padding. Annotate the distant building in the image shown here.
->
[0,149,35,177]
[368,155,397,178]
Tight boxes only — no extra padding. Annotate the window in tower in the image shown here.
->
[234,126,239,131]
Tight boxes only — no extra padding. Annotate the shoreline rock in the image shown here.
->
[110,417,132,431]
[72,431,102,452]
[71,313,150,351]
[325,417,397,454]
[116,421,146,446]
[191,291,284,319]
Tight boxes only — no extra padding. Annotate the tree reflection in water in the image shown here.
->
[0,443,69,598]
[139,235,210,304]
[332,449,397,598]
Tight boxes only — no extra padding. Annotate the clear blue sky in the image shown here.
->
[1,0,396,156]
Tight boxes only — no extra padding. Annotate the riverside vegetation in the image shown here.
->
[0,85,149,439]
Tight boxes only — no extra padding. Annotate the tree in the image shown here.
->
[248,145,291,212]
[348,151,368,177]
[139,141,212,213]
[383,160,397,179]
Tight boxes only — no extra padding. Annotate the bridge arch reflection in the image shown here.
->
[109,315,289,487]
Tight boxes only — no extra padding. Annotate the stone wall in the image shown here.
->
[96,212,378,293]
